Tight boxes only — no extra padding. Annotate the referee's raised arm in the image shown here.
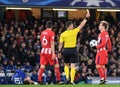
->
[78,9,90,30]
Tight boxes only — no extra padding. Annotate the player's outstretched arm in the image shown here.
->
[78,9,90,30]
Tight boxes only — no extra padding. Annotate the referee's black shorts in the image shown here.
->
[62,47,78,63]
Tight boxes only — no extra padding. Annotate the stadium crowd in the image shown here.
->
[0,10,120,84]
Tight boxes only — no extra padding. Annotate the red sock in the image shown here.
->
[97,67,104,79]
[38,68,44,82]
[54,67,61,81]
[103,68,107,80]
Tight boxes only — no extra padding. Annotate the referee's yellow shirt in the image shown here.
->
[59,27,80,48]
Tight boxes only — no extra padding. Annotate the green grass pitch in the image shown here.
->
[0,84,120,87]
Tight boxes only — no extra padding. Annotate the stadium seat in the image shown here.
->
[0,72,8,84]
[6,72,14,84]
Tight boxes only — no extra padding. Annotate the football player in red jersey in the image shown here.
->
[95,21,112,84]
[38,21,60,84]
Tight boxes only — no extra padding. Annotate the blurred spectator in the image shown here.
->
[30,70,38,83]
[23,61,33,72]
[2,60,8,71]
[6,60,16,72]
[0,49,5,64]
[0,64,4,73]
[46,70,53,84]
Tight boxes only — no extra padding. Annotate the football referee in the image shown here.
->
[58,10,90,84]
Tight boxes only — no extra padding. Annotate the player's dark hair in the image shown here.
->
[23,81,30,84]
[46,21,53,28]
[66,21,73,28]
[101,21,108,30]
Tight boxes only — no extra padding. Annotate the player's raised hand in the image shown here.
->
[86,9,90,18]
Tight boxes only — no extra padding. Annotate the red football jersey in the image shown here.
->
[40,29,55,48]
[96,31,112,52]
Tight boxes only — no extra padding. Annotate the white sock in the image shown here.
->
[34,82,38,85]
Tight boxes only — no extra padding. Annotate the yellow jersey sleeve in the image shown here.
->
[73,27,80,34]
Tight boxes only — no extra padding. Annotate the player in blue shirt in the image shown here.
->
[11,67,38,84]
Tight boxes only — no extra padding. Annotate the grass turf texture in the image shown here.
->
[0,84,120,87]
